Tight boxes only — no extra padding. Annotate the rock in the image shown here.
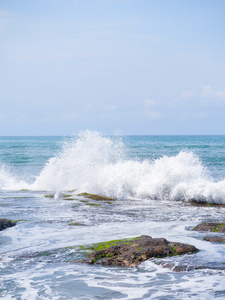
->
[68,222,86,226]
[0,218,16,231]
[83,235,199,267]
[203,236,225,243]
[77,193,114,202]
[192,222,225,232]
[187,200,225,208]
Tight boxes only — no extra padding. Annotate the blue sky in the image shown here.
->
[1,0,225,135]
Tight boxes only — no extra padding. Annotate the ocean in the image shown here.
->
[0,131,225,299]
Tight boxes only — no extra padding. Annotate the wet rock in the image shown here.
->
[188,200,225,208]
[84,235,199,267]
[203,236,225,243]
[162,263,196,272]
[77,193,114,202]
[192,222,225,232]
[68,222,86,226]
[0,218,16,231]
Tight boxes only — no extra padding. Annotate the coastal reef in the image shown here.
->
[192,222,225,233]
[77,193,114,202]
[192,222,225,244]
[81,235,199,267]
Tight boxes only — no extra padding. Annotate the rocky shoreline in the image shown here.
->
[82,235,199,267]
[1,208,225,269]
[192,222,225,244]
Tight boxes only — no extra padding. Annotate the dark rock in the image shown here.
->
[0,218,16,231]
[203,236,225,243]
[188,200,225,208]
[84,235,199,267]
[162,263,195,272]
[192,222,225,232]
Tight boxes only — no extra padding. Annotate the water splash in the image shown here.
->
[1,131,225,203]
[0,165,29,191]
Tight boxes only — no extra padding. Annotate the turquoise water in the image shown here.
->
[0,132,225,299]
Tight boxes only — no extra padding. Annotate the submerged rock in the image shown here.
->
[0,218,16,231]
[188,200,225,207]
[77,193,114,202]
[192,222,225,232]
[203,236,225,243]
[83,235,199,267]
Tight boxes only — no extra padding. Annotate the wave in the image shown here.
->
[1,131,225,203]
[0,165,30,191]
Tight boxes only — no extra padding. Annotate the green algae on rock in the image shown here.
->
[45,194,54,198]
[80,235,199,267]
[68,222,86,226]
[203,236,225,243]
[85,203,101,207]
[192,222,225,232]
[77,193,114,201]
[187,200,225,208]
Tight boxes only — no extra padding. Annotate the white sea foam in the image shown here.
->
[1,131,225,203]
[0,165,29,191]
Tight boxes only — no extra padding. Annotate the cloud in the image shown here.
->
[144,99,158,108]
[146,110,162,119]
[170,90,195,106]
[201,85,225,99]
[181,90,194,99]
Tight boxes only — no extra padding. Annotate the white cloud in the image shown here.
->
[170,90,195,106]
[181,90,194,99]
[143,99,162,119]
[146,110,162,119]
[144,99,158,108]
[201,85,225,99]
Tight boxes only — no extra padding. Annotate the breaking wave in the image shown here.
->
[1,131,225,203]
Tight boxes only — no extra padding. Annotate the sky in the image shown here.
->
[1,0,225,135]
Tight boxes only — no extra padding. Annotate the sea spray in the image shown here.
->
[1,131,225,203]
[31,131,125,193]
[0,164,29,191]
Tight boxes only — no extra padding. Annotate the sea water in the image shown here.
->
[0,131,225,299]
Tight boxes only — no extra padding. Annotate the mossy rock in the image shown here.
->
[77,193,114,201]
[68,222,86,226]
[77,235,199,267]
[79,237,138,252]
[85,203,101,207]
[45,194,54,198]
[203,236,225,243]
[192,222,225,232]
[62,194,73,198]
[188,200,225,208]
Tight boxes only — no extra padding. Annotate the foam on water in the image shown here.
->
[1,131,225,203]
